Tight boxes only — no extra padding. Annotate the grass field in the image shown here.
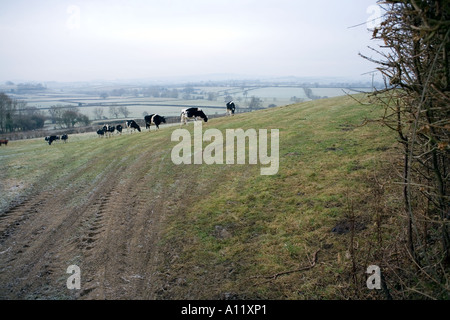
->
[0,94,403,299]
[12,86,368,120]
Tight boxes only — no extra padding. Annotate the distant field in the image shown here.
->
[12,86,369,121]
[311,87,370,98]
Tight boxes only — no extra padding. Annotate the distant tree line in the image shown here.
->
[303,88,327,100]
[96,87,181,99]
[88,86,253,102]
[0,93,90,133]
[48,105,90,128]
[10,83,47,94]
[0,93,46,132]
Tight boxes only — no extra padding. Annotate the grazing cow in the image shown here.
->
[226,101,236,116]
[100,124,115,137]
[0,139,8,146]
[61,134,68,143]
[116,124,123,134]
[180,107,208,125]
[45,135,59,145]
[97,128,105,137]
[102,125,109,137]
[126,120,141,133]
[107,125,115,135]
[145,114,166,131]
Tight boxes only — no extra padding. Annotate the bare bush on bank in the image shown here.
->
[361,0,449,299]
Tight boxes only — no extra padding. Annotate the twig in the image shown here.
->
[251,249,320,286]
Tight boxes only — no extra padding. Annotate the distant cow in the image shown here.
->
[61,134,68,143]
[97,128,105,137]
[100,124,115,137]
[0,139,8,146]
[226,101,236,116]
[116,124,123,134]
[126,120,141,133]
[45,135,59,145]
[180,107,208,125]
[107,125,115,135]
[145,114,166,131]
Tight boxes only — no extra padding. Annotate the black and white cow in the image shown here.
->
[99,125,111,138]
[61,134,68,143]
[145,114,166,131]
[126,120,141,133]
[97,128,105,137]
[116,124,123,134]
[45,135,59,145]
[107,125,115,135]
[226,101,236,116]
[180,107,208,125]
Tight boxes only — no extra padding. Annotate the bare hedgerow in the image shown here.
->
[360,0,449,299]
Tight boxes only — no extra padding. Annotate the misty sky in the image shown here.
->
[0,0,382,82]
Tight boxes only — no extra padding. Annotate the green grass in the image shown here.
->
[157,94,396,299]
[0,94,397,299]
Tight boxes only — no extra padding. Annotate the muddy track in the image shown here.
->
[0,149,169,299]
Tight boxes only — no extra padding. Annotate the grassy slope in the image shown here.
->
[0,94,397,299]
[156,94,398,299]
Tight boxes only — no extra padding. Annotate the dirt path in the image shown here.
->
[0,148,171,299]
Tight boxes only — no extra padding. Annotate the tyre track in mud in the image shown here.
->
[75,151,168,299]
[0,144,169,299]
[0,184,89,299]
[0,193,50,245]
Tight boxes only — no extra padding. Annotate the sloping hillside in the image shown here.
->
[0,94,398,299]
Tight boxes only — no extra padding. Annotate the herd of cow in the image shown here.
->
[0,102,237,147]
[44,134,68,145]
[97,106,213,137]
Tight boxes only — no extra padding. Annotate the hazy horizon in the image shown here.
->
[0,0,382,83]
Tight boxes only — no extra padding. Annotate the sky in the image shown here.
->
[0,0,383,83]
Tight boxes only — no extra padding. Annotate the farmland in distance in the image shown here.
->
[1,81,373,127]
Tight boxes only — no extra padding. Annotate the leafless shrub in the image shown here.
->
[360,0,449,298]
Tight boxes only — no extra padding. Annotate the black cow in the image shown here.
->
[61,134,68,143]
[0,139,8,146]
[226,101,236,116]
[45,135,59,145]
[145,114,166,131]
[116,124,123,134]
[126,120,141,133]
[180,107,208,125]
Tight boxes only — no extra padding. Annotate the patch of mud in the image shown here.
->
[331,219,367,235]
